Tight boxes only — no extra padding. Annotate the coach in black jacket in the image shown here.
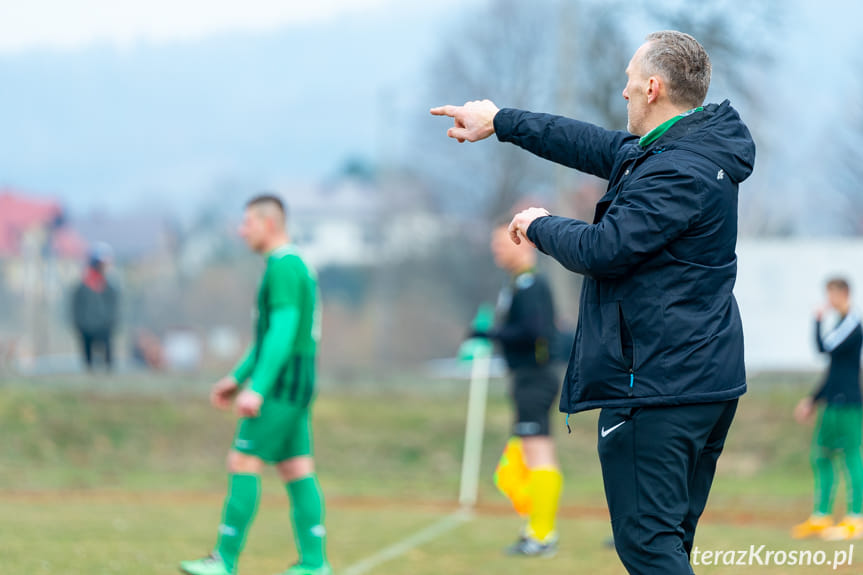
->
[432,31,755,574]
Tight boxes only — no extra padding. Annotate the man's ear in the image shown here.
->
[646,76,661,104]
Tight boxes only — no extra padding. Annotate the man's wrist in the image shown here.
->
[525,213,551,244]
[493,108,513,141]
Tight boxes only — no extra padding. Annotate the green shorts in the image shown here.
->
[233,400,314,463]
[815,405,863,451]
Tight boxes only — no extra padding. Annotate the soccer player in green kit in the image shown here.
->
[180,194,330,575]
[792,278,863,541]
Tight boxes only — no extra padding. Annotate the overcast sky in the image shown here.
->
[1,0,860,233]
[0,0,422,52]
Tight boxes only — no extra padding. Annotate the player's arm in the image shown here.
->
[211,344,258,410]
[235,258,304,417]
[814,316,826,353]
[231,344,258,384]
[247,306,299,397]
[523,164,702,280]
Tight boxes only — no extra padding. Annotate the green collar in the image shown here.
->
[639,106,703,148]
[268,243,295,259]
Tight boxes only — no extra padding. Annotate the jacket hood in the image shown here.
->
[659,99,756,184]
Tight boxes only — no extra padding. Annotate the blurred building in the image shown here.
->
[736,239,863,372]
[0,190,87,293]
[286,169,449,269]
[0,190,88,364]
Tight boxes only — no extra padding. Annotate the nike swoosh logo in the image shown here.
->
[601,421,626,438]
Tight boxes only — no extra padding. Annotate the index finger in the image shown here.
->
[430,105,459,117]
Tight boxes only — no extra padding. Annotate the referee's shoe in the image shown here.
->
[504,533,558,558]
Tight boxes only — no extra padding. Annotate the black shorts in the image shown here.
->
[510,366,560,437]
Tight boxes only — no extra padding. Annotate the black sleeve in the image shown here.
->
[526,162,702,280]
[815,319,826,353]
[485,280,555,345]
[812,380,827,403]
[494,108,635,180]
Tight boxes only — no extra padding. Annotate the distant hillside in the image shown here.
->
[0,3,459,213]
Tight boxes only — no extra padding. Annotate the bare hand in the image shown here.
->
[508,207,551,246]
[235,389,264,418]
[794,397,816,425]
[211,376,239,410]
[430,99,499,143]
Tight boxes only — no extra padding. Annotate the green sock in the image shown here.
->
[812,449,835,516]
[844,448,863,515]
[287,474,328,568]
[216,473,261,573]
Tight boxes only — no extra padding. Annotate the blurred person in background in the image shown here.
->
[71,243,119,371]
[180,194,330,575]
[433,30,754,574]
[793,278,863,540]
[470,220,563,557]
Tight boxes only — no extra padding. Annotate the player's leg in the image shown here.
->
[680,399,737,555]
[180,450,263,575]
[494,373,531,516]
[275,400,330,575]
[80,332,94,370]
[505,366,562,556]
[793,406,837,538]
[522,435,562,544]
[822,407,863,540]
[103,331,113,370]
[843,407,863,519]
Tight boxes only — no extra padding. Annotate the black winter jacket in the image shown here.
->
[494,100,755,414]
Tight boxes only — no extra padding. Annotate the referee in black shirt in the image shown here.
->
[473,222,563,557]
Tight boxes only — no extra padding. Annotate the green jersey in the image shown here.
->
[231,245,320,404]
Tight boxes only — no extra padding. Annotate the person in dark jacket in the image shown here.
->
[793,278,863,540]
[474,222,562,557]
[432,30,754,574]
[72,245,119,371]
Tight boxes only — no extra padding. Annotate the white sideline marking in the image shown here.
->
[341,509,473,575]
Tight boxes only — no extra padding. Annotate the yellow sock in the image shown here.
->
[527,467,563,542]
[494,437,532,516]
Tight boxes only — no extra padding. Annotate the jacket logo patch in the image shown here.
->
[717,169,725,180]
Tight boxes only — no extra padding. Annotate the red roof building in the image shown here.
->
[0,190,86,258]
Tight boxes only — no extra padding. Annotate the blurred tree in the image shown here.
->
[641,0,783,115]
[424,0,784,227]
[423,0,637,221]
[831,78,863,235]
[644,0,786,236]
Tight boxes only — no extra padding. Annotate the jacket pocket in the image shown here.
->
[619,297,665,396]
[577,302,632,399]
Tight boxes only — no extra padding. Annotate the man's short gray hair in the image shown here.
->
[643,31,711,109]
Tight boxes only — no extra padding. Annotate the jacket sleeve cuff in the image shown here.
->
[494,108,520,143]
[526,215,553,252]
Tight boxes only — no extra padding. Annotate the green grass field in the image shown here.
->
[1,372,859,574]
